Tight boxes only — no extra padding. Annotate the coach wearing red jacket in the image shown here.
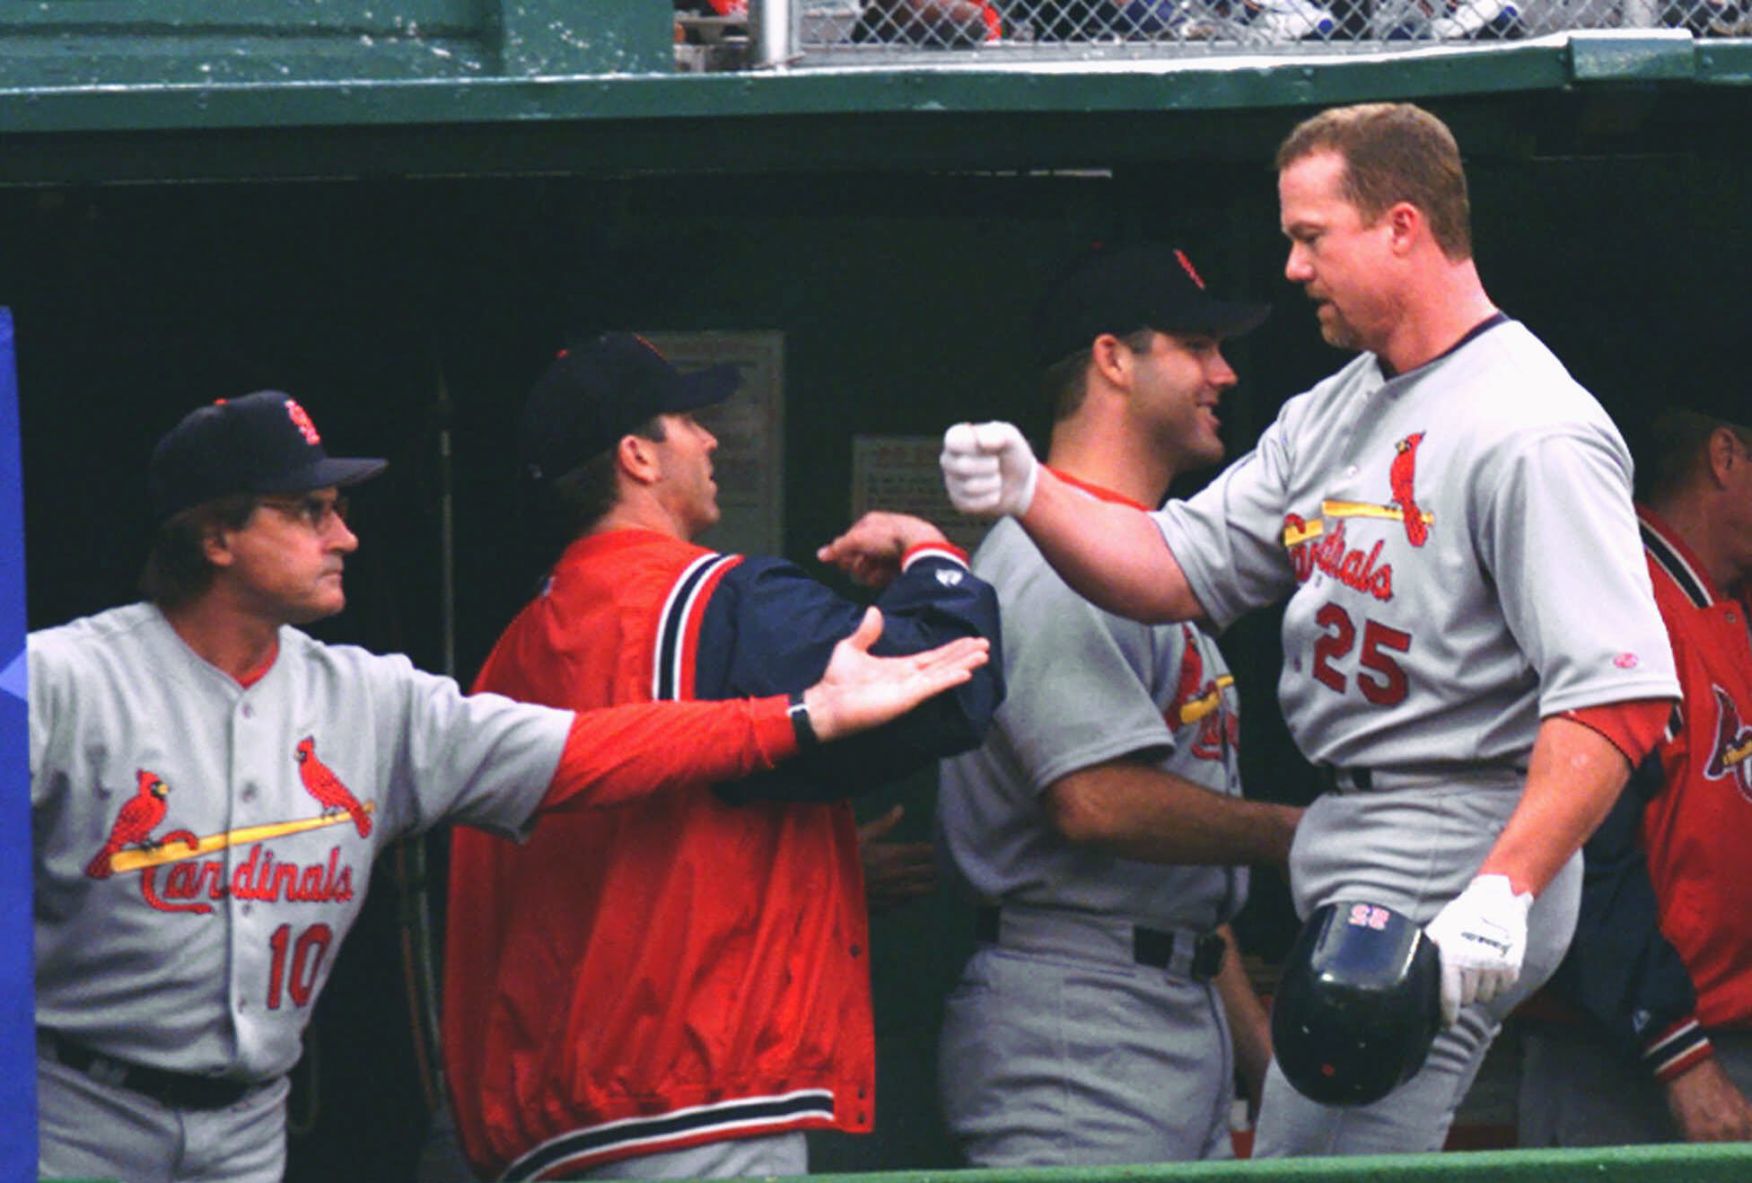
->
[442,333,1003,1181]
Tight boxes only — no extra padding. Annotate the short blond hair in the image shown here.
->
[1277,103,1473,262]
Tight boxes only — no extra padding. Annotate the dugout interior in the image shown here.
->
[3,38,1749,1178]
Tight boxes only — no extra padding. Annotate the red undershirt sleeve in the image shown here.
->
[1560,697,1673,768]
[539,696,797,811]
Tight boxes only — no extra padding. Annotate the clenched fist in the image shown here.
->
[940,422,1040,519]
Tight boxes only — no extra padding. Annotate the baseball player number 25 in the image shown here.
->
[1311,604,1411,706]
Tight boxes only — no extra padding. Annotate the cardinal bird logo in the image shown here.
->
[295,736,373,837]
[1170,629,1207,725]
[87,769,172,879]
[284,398,322,446]
[1705,687,1752,801]
[1389,432,1430,548]
[1167,626,1232,761]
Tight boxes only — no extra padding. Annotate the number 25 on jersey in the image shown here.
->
[1311,602,1412,706]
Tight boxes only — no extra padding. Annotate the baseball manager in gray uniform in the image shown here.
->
[30,389,988,1183]
[940,102,1679,1156]
[931,243,1302,1167]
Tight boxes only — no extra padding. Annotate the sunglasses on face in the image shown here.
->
[257,493,350,532]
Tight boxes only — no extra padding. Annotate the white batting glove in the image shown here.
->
[940,422,1040,519]
[1423,874,1532,1027]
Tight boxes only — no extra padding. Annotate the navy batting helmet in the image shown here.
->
[1271,900,1442,1106]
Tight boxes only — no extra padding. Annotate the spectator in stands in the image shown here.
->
[852,0,1001,45]
[1033,0,1336,41]
[1666,0,1749,34]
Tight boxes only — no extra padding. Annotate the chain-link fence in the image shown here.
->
[787,0,1747,57]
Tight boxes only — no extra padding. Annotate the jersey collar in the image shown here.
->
[1378,311,1510,381]
[1045,466,1150,512]
[235,640,279,688]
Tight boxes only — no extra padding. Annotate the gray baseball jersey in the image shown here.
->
[938,513,1246,931]
[1153,317,1678,770]
[937,506,1245,1166]
[1149,316,1675,1157]
[30,602,573,1083]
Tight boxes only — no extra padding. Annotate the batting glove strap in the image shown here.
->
[1424,874,1532,1026]
[940,421,1039,519]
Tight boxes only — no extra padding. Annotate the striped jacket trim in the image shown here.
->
[651,552,741,702]
[1643,1016,1713,1083]
[498,1089,837,1181]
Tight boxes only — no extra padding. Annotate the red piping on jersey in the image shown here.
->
[1046,466,1150,512]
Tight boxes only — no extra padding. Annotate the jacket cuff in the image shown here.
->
[1645,1016,1714,1083]
[900,541,969,570]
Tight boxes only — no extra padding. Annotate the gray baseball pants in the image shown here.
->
[1252,773,1582,1157]
[38,1051,288,1183]
[938,906,1235,1167]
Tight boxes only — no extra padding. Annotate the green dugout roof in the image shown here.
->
[0,0,1746,182]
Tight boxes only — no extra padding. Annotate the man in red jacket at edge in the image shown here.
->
[1518,393,1752,1145]
[443,333,1004,1181]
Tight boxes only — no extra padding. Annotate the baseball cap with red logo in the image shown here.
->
[1032,242,1272,367]
[148,390,388,522]
[520,332,741,482]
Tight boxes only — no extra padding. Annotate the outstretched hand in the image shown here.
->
[803,607,988,741]
[818,511,949,589]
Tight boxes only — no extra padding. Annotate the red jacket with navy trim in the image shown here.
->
[1547,507,1752,1081]
[442,528,1001,1180]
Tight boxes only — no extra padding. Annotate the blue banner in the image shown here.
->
[0,308,33,1177]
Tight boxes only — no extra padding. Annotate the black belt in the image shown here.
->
[975,907,1226,981]
[1317,764,1528,794]
[40,1030,259,1110]
[1317,765,1374,793]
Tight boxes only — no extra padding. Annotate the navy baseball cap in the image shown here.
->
[1033,243,1271,367]
[148,391,388,522]
[520,332,741,481]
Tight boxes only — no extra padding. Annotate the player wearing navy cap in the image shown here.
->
[918,247,1303,1163]
[32,388,989,1183]
[913,244,1299,1167]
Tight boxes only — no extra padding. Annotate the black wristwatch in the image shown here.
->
[786,690,820,750]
